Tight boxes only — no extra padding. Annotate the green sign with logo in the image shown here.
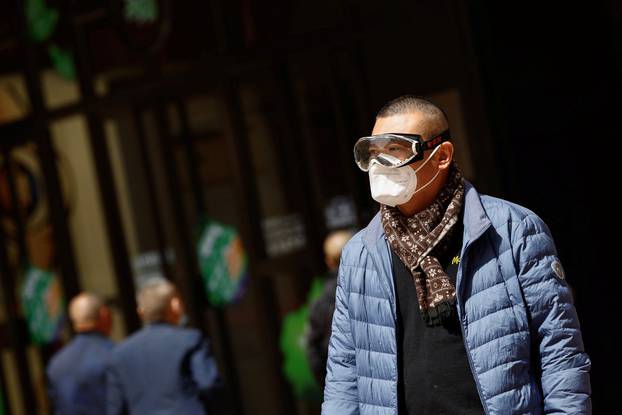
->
[26,0,58,42]
[20,265,65,345]
[197,220,249,306]
[25,0,75,80]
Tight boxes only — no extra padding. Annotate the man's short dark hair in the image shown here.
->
[376,95,449,140]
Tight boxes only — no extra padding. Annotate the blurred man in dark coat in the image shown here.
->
[307,229,354,387]
[106,278,220,415]
[47,292,114,415]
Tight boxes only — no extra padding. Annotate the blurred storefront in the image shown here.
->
[0,1,492,414]
[0,0,617,414]
[0,3,352,414]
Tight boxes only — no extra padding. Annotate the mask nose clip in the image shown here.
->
[369,153,403,169]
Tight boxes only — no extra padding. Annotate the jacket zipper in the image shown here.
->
[458,246,491,415]
[460,311,491,415]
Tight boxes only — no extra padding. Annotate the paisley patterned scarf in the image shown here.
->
[381,163,465,326]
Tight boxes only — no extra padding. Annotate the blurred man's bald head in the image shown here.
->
[69,293,111,335]
[136,278,184,324]
[324,230,355,271]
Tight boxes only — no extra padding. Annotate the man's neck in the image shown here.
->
[146,318,177,326]
[397,200,431,217]
[397,188,441,217]
[75,328,104,336]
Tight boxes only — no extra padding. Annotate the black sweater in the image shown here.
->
[392,217,484,415]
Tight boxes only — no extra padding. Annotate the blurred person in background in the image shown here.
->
[47,292,114,415]
[322,95,591,414]
[307,229,354,388]
[106,277,220,415]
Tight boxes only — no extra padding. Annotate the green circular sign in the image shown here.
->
[20,265,65,345]
[197,221,249,306]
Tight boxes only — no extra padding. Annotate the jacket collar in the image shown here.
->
[461,180,492,245]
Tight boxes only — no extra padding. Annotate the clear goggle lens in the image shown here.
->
[353,130,450,172]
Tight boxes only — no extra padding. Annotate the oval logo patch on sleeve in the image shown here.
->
[551,260,566,280]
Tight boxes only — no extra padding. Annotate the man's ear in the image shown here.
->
[99,305,111,322]
[437,141,454,170]
[325,255,336,271]
[99,306,113,334]
[170,297,181,314]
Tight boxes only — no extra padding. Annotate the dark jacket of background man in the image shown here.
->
[47,293,114,415]
[106,278,220,415]
[106,323,219,414]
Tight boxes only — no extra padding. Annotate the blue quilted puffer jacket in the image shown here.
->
[322,181,591,415]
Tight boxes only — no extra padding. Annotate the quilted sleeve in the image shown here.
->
[512,214,591,414]
[322,261,359,415]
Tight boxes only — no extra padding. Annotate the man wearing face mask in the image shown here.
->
[106,277,221,414]
[322,96,591,415]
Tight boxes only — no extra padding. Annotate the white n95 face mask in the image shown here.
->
[368,145,441,207]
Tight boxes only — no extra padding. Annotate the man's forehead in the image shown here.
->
[371,112,427,136]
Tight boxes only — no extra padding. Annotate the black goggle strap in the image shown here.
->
[421,129,451,151]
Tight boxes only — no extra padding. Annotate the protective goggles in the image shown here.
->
[353,129,451,172]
